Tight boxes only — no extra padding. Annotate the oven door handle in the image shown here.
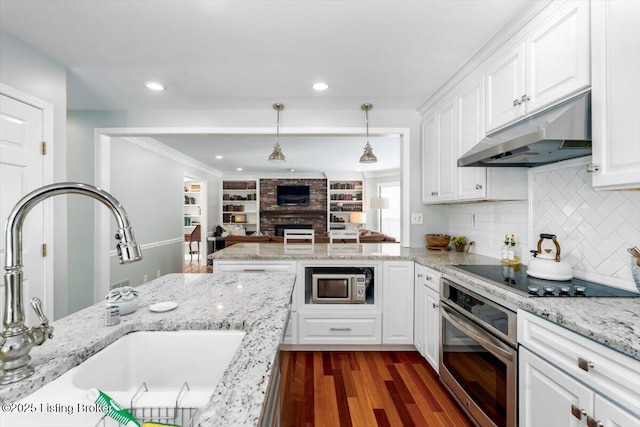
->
[441,304,514,363]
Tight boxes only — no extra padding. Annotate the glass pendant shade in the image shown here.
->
[269,103,286,162]
[359,103,377,163]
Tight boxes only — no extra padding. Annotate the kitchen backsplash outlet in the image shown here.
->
[448,201,529,262]
[530,157,640,290]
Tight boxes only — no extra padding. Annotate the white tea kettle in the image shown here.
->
[527,234,573,281]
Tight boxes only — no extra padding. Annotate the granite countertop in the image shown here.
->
[0,272,296,427]
[212,242,640,361]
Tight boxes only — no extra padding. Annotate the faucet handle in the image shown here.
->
[31,298,53,338]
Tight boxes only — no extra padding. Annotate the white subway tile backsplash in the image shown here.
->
[447,158,639,291]
[530,158,640,290]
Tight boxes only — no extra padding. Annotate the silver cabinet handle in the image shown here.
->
[513,99,521,107]
[417,272,423,278]
[521,94,530,103]
[571,404,587,420]
[475,184,483,189]
[586,416,604,427]
[578,357,594,372]
[330,327,352,332]
[432,303,439,309]
[431,191,438,196]
[586,164,600,173]
[243,269,266,272]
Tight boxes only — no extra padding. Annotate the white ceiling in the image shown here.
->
[0,0,529,173]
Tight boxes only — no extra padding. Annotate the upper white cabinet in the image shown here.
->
[421,99,456,203]
[457,76,488,200]
[485,0,591,133]
[485,43,526,132]
[591,0,640,190]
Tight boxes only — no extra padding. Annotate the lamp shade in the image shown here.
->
[370,197,390,209]
[349,212,367,224]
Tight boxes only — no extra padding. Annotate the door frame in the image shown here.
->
[94,127,410,294]
[0,83,55,319]
[183,172,208,267]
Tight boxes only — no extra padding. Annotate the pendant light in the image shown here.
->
[359,103,377,163]
[268,103,286,162]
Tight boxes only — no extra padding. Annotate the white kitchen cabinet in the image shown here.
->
[421,113,439,203]
[520,347,593,427]
[382,261,414,345]
[524,0,591,114]
[485,42,526,132]
[422,77,528,205]
[486,1,590,133]
[591,0,640,190]
[456,76,488,200]
[421,99,456,204]
[414,264,441,372]
[298,312,381,345]
[518,311,640,426]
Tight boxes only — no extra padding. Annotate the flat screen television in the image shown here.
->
[277,185,310,206]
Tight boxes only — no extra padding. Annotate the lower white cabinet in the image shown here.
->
[298,312,381,345]
[518,311,640,427]
[414,263,441,372]
[382,261,414,345]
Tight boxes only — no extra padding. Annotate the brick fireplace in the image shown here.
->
[260,179,327,236]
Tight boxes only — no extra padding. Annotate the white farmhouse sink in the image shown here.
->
[8,330,246,427]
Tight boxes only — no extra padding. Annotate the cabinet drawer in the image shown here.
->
[415,263,441,293]
[214,262,295,273]
[298,313,381,345]
[518,310,640,416]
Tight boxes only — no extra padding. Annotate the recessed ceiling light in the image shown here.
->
[312,82,329,91]
[288,168,295,172]
[236,167,243,171]
[145,81,165,91]
[215,155,223,159]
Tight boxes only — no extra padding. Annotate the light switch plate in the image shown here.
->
[411,213,423,224]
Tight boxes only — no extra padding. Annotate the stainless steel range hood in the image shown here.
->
[458,92,591,167]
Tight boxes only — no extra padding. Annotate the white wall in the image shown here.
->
[0,30,69,319]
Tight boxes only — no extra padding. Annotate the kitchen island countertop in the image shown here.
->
[213,243,640,361]
[0,272,296,427]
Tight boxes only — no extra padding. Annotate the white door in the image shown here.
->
[525,0,590,114]
[594,394,640,427]
[382,261,414,344]
[457,76,487,200]
[421,114,439,203]
[519,347,593,427]
[485,43,526,132]
[0,94,47,324]
[436,100,457,202]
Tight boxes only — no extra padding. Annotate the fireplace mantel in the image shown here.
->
[261,210,326,218]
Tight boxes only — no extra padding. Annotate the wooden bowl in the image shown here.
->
[425,234,451,247]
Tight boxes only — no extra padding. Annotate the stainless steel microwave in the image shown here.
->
[311,273,367,303]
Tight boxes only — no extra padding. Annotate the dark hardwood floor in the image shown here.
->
[279,351,473,427]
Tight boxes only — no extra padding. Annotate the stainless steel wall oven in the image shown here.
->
[439,277,517,427]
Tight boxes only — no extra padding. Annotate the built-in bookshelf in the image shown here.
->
[184,181,202,233]
[328,180,364,230]
[222,180,259,234]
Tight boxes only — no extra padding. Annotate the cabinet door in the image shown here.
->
[423,286,439,373]
[519,347,593,427]
[525,0,590,113]
[457,76,487,200]
[382,261,414,344]
[413,266,426,354]
[591,0,640,190]
[593,394,640,427]
[436,99,457,202]
[485,42,526,132]
[421,113,439,203]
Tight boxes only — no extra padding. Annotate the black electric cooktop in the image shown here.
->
[450,264,639,297]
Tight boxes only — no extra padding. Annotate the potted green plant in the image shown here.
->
[451,236,467,252]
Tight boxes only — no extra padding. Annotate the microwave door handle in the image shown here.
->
[441,305,514,363]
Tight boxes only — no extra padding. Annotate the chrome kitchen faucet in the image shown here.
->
[0,182,143,385]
